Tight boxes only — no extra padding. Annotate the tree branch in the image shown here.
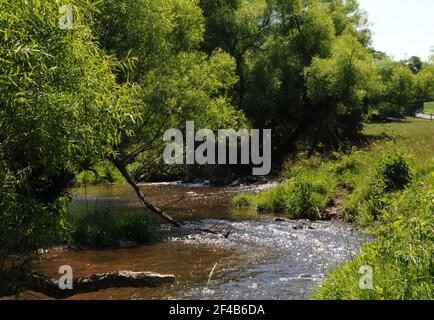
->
[110,158,181,227]
[1,269,175,299]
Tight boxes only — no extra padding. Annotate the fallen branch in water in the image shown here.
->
[193,224,233,239]
[1,269,175,299]
[274,217,290,222]
[161,196,186,211]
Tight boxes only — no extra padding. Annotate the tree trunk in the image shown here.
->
[1,270,175,299]
[111,159,181,227]
[327,125,342,148]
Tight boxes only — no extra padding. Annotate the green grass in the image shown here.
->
[70,211,151,248]
[313,118,434,300]
[234,118,434,299]
[424,102,434,114]
[233,163,337,220]
[315,186,433,300]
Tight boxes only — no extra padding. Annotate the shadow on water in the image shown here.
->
[36,182,368,300]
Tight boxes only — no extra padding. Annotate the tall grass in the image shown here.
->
[234,171,334,220]
[313,118,434,300]
[70,211,151,248]
[234,118,434,299]
[315,186,433,300]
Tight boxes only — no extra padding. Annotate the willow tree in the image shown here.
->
[242,0,339,157]
[0,0,136,264]
[199,0,374,158]
[199,0,272,105]
[92,0,244,226]
[305,33,382,147]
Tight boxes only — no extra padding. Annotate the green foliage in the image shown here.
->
[313,119,434,299]
[0,0,134,264]
[376,60,417,116]
[332,151,363,191]
[198,0,434,160]
[235,119,433,299]
[235,119,434,299]
[70,211,150,249]
[375,153,412,192]
[305,32,382,139]
[347,152,413,222]
[0,161,71,264]
[233,194,255,208]
[342,119,434,223]
[93,0,246,180]
[0,0,133,171]
[284,176,324,220]
[1,0,432,299]
[200,0,374,159]
[93,0,205,81]
[75,161,124,186]
[315,187,434,300]
[375,58,434,117]
[236,174,330,220]
[405,56,423,74]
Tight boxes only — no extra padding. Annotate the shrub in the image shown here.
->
[255,185,291,213]
[376,153,412,192]
[0,162,71,263]
[284,176,321,220]
[363,153,412,220]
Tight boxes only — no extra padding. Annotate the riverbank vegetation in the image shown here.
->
[315,186,433,299]
[70,211,151,249]
[235,118,434,299]
[314,119,434,300]
[1,0,433,299]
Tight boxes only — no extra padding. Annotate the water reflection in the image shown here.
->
[37,182,367,300]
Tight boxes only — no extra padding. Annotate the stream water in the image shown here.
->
[37,183,368,300]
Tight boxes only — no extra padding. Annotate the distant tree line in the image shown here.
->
[198,0,434,158]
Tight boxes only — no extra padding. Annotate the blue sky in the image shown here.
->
[358,0,434,61]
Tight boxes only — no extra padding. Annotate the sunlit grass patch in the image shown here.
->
[314,187,434,300]
[313,118,434,300]
[424,101,434,114]
[234,118,434,300]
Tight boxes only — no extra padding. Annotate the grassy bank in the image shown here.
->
[235,118,434,299]
[233,161,337,220]
[68,210,151,249]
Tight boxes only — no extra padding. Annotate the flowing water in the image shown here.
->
[37,182,368,300]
